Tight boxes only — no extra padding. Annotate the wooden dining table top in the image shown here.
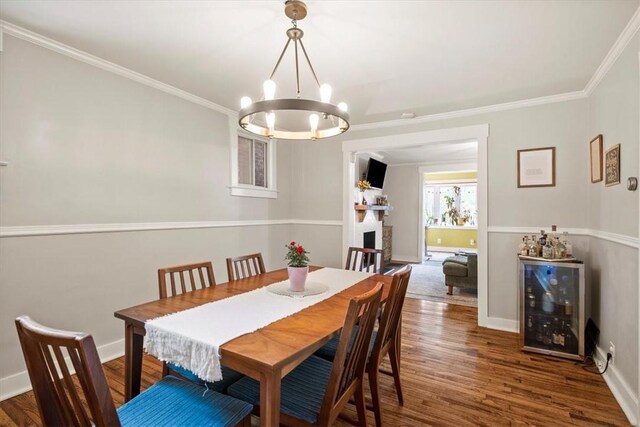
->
[114,266,392,374]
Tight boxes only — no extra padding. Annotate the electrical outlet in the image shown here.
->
[609,342,615,365]
[437,238,442,244]
[470,239,476,246]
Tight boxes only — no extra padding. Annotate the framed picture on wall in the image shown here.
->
[589,135,603,183]
[517,147,556,188]
[605,144,621,187]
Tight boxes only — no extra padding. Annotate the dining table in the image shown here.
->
[114,266,392,427]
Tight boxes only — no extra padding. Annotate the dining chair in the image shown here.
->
[15,315,253,427]
[157,261,216,299]
[226,253,266,281]
[227,282,383,426]
[345,247,384,274]
[315,265,412,426]
[157,261,243,392]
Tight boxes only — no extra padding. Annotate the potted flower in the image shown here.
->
[285,241,310,291]
[356,180,371,205]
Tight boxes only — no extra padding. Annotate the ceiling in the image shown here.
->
[0,1,638,126]
[377,139,477,166]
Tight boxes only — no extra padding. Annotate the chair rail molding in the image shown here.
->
[487,226,639,249]
[0,219,344,238]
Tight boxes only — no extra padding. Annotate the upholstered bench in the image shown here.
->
[442,253,477,295]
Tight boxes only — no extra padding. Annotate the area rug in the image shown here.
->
[406,260,477,307]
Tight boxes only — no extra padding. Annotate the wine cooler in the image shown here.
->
[519,257,585,360]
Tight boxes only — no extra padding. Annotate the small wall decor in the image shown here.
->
[589,135,603,183]
[517,147,556,188]
[627,177,637,191]
[604,144,621,187]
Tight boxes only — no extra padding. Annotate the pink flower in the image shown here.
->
[296,246,304,254]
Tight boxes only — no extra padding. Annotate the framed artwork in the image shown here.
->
[589,135,603,183]
[517,147,556,188]
[605,144,621,187]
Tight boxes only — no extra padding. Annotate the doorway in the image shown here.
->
[341,124,490,326]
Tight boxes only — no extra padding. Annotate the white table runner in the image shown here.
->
[144,268,374,382]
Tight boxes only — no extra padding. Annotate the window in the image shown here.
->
[424,182,477,226]
[238,136,267,188]
[230,130,277,198]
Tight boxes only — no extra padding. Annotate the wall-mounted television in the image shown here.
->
[365,158,387,189]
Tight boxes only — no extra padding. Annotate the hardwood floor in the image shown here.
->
[0,298,630,426]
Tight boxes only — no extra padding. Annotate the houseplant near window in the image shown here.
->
[285,241,310,291]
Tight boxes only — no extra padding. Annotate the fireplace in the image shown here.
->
[363,231,375,249]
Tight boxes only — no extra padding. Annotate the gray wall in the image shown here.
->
[382,165,421,260]
[0,36,295,384]
[587,32,639,400]
[288,35,639,407]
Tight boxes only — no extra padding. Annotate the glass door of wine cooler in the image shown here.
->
[519,258,585,360]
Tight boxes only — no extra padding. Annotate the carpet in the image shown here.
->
[406,260,477,307]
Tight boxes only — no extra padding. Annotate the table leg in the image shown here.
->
[259,369,281,427]
[124,324,143,401]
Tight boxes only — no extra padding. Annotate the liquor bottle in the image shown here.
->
[542,323,552,345]
[542,291,554,313]
[562,232,573,257]
[539,230,547,248]
[519,237,528,256]
[564,299,573,316]
[554,237,567,259]
[542,239,553,259]
[563,322,575,350]
[526,316,534,335]
[528,237,537,257]
[552,318,561,345]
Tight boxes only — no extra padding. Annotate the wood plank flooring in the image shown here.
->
[0,298,630,426]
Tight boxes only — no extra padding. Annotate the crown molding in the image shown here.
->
[2,4,639,132]
[584,6,640,96]
[0,20,237,117]
[349,91,587,132]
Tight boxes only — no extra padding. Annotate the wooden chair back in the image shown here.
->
[345,247,384,273]
[371,265,412,366]
[318,282,383,425]
[15,316,121,427]
[158,261,216,299]
[226,253,266,281]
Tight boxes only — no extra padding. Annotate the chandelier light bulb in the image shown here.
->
[309,113,319,131]
[319,83,332,103]
[263,80,277,101]
[266,112,276,130]
[337,102,348,112]
[240,96,253,109]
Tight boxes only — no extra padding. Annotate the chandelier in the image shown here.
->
[238,0,349,140]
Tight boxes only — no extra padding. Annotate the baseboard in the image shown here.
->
[428,246,477,253]
[0,339,124,401]
[391,254,422,264]
[482,316,519,333]
[593,345,639,426]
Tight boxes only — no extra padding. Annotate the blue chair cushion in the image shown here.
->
[167,363,244,393]
[228,355,332,424]
[118,375,252,427]
[314,328,377,361]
